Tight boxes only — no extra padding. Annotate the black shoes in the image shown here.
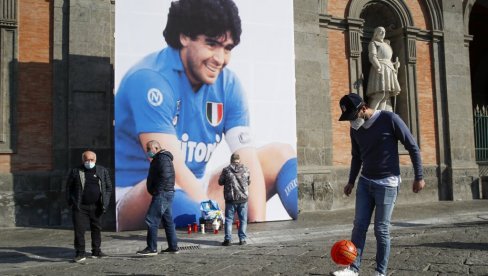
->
[161,247,180,254]
[222,240,231,246]
[136,247,158,256]
[73,253,86,263]
[137,247,179,255]
[222,240,246,246]
[91,251,108,258]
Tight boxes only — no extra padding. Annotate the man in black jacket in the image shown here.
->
[219,153,250,246]
[66,150,113,263]
[137,140,179,256]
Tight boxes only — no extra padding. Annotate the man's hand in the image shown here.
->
[412,179,425,193]
[344,183,355,196]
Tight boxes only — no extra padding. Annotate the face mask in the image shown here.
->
[350,117,365,130]
[147,151,155,158]
[84,161,95,169]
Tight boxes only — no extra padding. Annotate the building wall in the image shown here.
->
[0,0,55,227]
[0,0,52,173]
[328,30,351,167]
[0,0,483,228]
[15,0,53,171]
[294,0,480,211]
[415,40,437,165]
[0,0,115,228]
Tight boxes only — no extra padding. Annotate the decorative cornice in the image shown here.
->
[346,17,364,28]
[0,19,17,28]
[431,30,444,39]
[318,13,331,28]
[319,11,443,44]
[405,26,420,36]
[319,14,348,30]
[348,0,414,27]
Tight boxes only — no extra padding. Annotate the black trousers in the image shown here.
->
[72,203,102,254]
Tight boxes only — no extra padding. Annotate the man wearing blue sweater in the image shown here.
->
[332,93,425,276]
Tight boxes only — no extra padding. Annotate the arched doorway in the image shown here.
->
[359,2,407,123]
[347,0,419,140]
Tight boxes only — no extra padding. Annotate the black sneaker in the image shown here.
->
[136,247,158,256]
[91,251,108,258]
[221,240,231,246]
[239,240,247,245]
[73,254,86,263]
[161,247,180,254]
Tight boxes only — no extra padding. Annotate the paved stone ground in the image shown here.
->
[0,200,487,275]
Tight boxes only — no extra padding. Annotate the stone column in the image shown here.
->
[440,0,480,200]
[294,0,333,211]
[0,0,18,227]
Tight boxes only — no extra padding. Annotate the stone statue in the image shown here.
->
[366,26,401,111]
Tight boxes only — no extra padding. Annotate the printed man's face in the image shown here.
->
[180,31,235,89]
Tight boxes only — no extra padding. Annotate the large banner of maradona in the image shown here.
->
[114,0,297,231]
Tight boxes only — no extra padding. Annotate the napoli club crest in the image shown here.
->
[206,102,223,127]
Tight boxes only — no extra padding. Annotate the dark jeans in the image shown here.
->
[72,203,102,255]
[145,191,178,251]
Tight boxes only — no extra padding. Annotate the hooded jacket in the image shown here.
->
[218,163,250,203]
[146,150,175,195]
[65,165,113,213]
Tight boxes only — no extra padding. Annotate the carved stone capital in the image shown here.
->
[348,31,362,57]
[0,0,17,27]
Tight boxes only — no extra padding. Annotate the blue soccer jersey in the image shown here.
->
[115,47,249,188]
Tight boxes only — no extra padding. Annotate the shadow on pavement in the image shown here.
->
[430,220,488,230]
[393,219,488,229]
[416,242,488,250]
[105,234,146,241]
[177,237,222,247]
[391,221,427,227]
[0,246,72,264]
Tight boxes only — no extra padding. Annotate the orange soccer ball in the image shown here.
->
[330,240,358,266]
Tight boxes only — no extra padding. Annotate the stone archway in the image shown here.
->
[359,2,407,121]
[346,0,419,137]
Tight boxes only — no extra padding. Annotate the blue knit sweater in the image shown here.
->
[348,111,423,184]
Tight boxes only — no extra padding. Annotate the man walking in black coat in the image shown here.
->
[137,140,179,255]
[66,150,113,263]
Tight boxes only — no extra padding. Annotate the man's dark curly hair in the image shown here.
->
[163,0,241,49]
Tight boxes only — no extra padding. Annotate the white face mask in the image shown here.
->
[350,117,365,130]
[84,161,95,169]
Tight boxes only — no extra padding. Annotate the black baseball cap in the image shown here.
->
[338,93,365,121]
